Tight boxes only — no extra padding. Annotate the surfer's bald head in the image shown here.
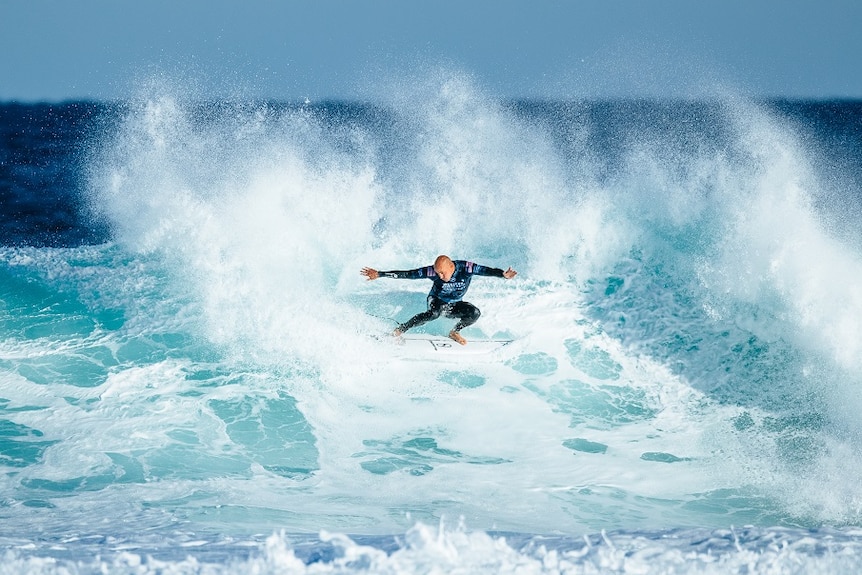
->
[434,255,455,282]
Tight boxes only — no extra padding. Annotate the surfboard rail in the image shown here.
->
[397,335,513,354]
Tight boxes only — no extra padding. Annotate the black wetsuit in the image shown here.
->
[378,260,506,333]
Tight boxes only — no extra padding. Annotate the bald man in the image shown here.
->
[361,255,517,345]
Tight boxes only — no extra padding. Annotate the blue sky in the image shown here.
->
[2,0,861,101]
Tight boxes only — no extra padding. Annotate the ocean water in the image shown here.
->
[2,76,862,573]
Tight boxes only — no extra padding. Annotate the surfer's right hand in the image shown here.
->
[361,267,379,280]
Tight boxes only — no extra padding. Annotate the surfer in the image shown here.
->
[361,255,517,345]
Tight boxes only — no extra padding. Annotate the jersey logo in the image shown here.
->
[442,281,467,292]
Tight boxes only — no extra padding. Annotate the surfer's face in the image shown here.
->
[434,259,455,282]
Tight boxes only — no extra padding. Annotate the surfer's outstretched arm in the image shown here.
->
[361,266,433,281]
[469,262,518,279]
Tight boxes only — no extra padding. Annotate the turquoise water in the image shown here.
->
[2,79,862,572]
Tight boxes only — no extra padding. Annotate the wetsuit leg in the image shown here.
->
[398,297,444,332]
[447,301,481,332]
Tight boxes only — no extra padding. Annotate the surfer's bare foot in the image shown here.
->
[449,330,467,345]
[392,328,403,338]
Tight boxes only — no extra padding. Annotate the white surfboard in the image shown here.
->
[395,335,513,355]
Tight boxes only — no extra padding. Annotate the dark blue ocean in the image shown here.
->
[3,78,862,573]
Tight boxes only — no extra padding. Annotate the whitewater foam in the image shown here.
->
[78,81,862,532]
[3,78,862,572]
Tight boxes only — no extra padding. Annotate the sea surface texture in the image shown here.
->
[2,78,862,573]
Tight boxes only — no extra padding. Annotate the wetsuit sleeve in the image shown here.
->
[467,262,505,278]
[377,266,435,280]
